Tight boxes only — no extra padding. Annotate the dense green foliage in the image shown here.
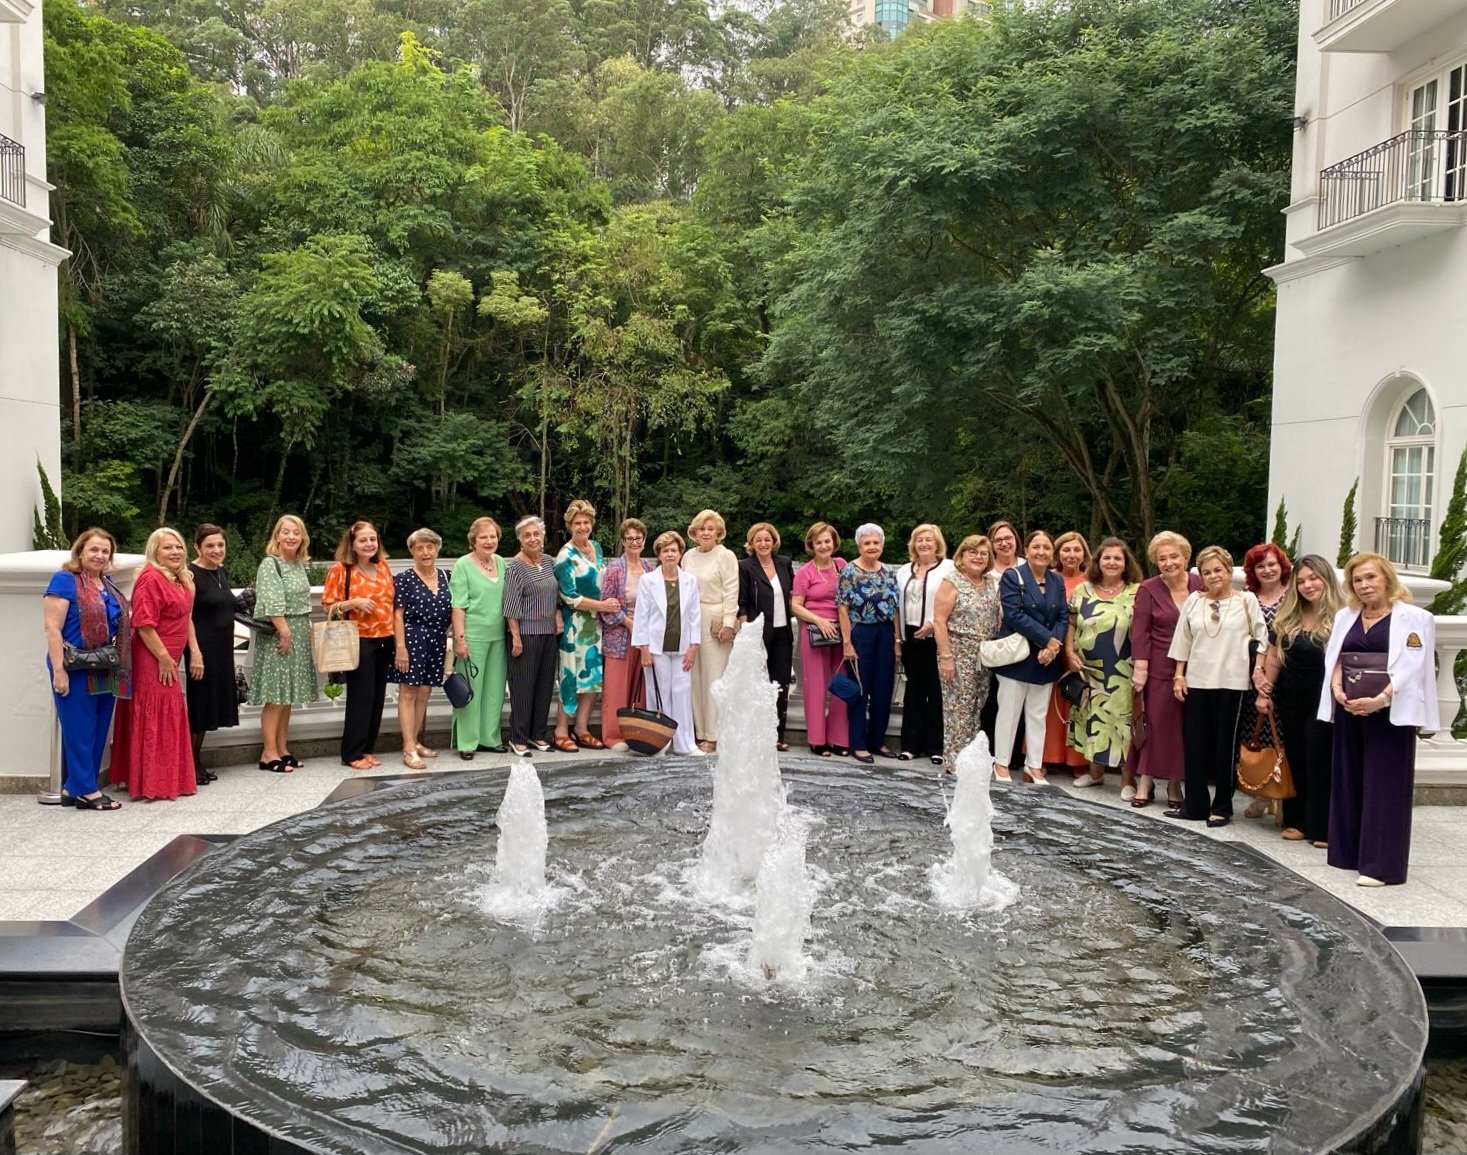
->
[49,0,1293,559]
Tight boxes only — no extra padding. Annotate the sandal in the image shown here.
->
[574,732,605,750]
[776,741,790,753]
[74,793,121,811]
[282,753,302,768]
[1130,793,1152,808]
[259,759,290,774]
[366,755,383,767]
[698,740,716,753]
[553,736,579,753]
[403,751,427,770]
[415,745,438,759]
[347,757,375,771]
[531,740,552,752]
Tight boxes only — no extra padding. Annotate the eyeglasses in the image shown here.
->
[624,535,645,543]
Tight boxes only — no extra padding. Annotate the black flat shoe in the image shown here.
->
[195,771,212,786]
[1206,814,1231,828]
[854,752,875,765]
[1163,807,1198,820]
[478,744,509,754]
[282,753,302,768]
[876,747,899,759]
[259,759,289,773]
[459,750,475,761]
[829,746,850,757]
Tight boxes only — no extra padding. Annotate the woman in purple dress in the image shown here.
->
[1318,553,1439,887]
[1127,531,1204,807]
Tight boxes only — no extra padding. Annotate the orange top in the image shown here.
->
[322,560,395,638]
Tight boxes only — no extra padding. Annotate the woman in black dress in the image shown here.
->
[185,524,242,784]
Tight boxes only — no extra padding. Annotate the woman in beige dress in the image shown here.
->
[681,509,739,752]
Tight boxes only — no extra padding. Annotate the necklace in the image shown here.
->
[473,553,498,578]
[1202,594,1235,638]
[1095,580,1123,597]
[196,564,227,593]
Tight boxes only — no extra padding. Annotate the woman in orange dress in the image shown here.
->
[1044,531,1092,779]
[113,528,198,802]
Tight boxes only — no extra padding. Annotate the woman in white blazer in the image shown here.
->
[632,531,703,756]
[1316,552,1439,887]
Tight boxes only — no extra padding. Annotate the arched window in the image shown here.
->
[1381,388,1437,568]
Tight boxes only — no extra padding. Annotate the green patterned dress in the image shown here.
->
[554,539,605,712]
[1066,581,1137,766]
[248,556,319,706]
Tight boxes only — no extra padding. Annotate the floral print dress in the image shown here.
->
[555,539,605,711]
[1066,581,1138,766]
[940,570,1001,754]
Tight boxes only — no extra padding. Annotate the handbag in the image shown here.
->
[61,641,121,673]
[1341,651,1390,701]
[444,657,476,709]
[1131,689,1149,751]
[828,657,863,705]
[978,632,1029,669]
[805,622,842,649]
[1236,711,1296,800]
[617,662,677,755]
[236,567,278,634]
[1057,669,1089,709]
[312,565,362,681]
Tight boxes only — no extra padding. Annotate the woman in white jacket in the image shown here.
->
[1317,552,1439,887]
[632,531,703,756]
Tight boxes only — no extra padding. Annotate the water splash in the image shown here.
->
[748,811,814,982]
[930,734,1018,911]
[476,761,555,920]
[697,615,786,901]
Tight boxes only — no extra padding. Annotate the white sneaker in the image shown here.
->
[1357,875,1386,887]
[1120,784,1137,801]
[609,741,629,752]
[1072,773,1102,788]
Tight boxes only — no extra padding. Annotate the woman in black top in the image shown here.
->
[185,524,241,784]
[736,522,797,750]
[1256,554,1344,846]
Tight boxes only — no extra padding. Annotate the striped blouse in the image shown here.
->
[503,556,560,635]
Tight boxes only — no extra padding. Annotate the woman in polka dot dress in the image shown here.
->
[391,528,453,769]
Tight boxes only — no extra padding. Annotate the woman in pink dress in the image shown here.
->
[791,521,850,756]
[113,528,198,801]
[1127,530,1204,807]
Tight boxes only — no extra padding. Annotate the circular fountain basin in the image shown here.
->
[121,759,1426,1154]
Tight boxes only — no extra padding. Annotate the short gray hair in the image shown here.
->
[406,527,442,549]
[854,522,885,546]
[515,515,546,538]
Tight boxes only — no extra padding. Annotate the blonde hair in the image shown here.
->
[264,515,311,563]
[1342,551,1412,610]
[745,522,782,554]
[564,499,597,529]
[1147,530,1192,567]
[1274,554,1345,654]
[62,527,117,574]
[653,530,685,557]
[466,516,501,547]
[1195,545,1234,574]
[687,509,726,542]
[1052,531,1091,573]
[145,527,194,587]
[906,523,948,562]
[804,521,841,554]
[952,534,993,576]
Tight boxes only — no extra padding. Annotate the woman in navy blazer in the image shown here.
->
[993,530,1069,784]
[1316,552,1439,886]
[737,522,798,750]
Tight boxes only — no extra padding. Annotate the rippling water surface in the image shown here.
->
[122,759,1427,1155]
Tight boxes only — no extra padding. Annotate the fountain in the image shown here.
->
[120,625,1428,1154]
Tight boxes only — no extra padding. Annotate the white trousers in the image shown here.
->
[650,653,698,754]
[994,675,1051,771]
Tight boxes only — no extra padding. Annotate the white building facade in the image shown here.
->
[0,0,65,554]
[1267,0,1467,575]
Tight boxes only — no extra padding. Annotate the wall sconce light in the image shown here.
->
[1291,115,1308,132]
[29,92,47,106]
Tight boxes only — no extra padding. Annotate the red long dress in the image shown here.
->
[113,566,196,801]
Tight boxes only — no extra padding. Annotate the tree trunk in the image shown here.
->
[158,391,213,525]
[67,324,81,444]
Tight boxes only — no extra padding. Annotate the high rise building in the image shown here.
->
[847,0,986,37]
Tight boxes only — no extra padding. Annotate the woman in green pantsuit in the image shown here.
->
[449,516,509,758]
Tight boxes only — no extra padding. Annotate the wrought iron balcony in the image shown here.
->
[1375,516,1432,570]
[1328,0,1365,16]
[1317,0,1467,54]
[0,134,23,208]
[1318,128,1467,230]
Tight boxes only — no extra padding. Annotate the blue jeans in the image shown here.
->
[848,622,897,753]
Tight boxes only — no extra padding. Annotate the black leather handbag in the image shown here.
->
[62,642,120,673]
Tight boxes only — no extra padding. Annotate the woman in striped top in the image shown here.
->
[504,516,563,757]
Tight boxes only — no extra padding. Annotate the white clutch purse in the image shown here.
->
[978,632,1029,669]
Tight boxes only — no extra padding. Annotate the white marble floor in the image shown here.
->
[1,754,1465,929]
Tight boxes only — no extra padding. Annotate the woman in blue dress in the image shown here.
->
[391,528,453,769]
[552,500,620,751]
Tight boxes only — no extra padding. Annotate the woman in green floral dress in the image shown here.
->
[249,515,318,771]
[1064,538,1143,784]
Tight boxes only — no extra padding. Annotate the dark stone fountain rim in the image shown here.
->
[119,758,1430,1155]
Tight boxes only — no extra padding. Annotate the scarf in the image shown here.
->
[73,572,132,699]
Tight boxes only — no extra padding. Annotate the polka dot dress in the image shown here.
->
[388,568,453,685]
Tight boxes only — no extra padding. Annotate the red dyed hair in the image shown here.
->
[1242,542,1292,593]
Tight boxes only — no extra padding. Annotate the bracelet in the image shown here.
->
[938,654,953,660]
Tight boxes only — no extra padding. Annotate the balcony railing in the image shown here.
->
[0,134,23,208]
[1375,516,1432,569]
[1328,0,1366,17]
[1318,128,1467,230]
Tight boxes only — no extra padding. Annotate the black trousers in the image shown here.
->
[341,636,392,763]
[1182,688,1243,819]
[507,633,558,746]
[1276,687,1332,843]
[767,627,793,741]
[900,627,944,756]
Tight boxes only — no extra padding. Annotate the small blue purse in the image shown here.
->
[828,658,863,704]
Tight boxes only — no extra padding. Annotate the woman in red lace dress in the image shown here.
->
[113,528,198,801]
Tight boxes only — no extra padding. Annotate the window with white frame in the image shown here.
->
[1379,388,1436,569]
[1406,62,1467,204]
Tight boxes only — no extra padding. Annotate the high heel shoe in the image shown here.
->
[1022,769,1050,786]
[993,766,1012,783]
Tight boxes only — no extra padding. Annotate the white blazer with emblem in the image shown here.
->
[1316,601,1439,731]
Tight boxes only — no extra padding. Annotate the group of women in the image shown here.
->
[40,513,1441,889]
